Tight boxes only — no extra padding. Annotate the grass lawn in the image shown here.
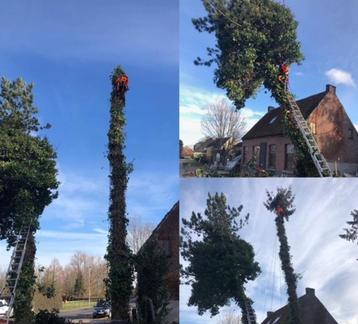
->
[61,300,96,311]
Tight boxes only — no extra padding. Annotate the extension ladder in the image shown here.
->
[0,226,31,323]
[286,93,332,177]
[244,299,257,324]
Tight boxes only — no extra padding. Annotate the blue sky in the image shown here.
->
[0,0,178,267]
[180,0,358,146]
[180,178,358,324]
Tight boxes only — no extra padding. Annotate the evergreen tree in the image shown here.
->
[135,240,169,324]
[340,209,358,247]
[181,193,260,324]
[73,272,85,298]
[264,187,300,324]
[193,0,318,175]
[104,67,134,321]
[0,77,59,322]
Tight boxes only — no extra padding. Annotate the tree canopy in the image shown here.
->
[181,193,260,318]
[193,0,303,109]
[0,77,58,244]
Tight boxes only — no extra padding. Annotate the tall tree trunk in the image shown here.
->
[275,216,300,324]
[105,67,133,321]
[14,232,36,324]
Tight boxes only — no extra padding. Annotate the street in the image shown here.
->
[60,308,111,324]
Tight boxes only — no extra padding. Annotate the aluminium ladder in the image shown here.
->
[0,226,31,323]
[244,299,257,324]
[286,92,332,177]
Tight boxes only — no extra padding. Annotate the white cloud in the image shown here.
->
[325,68,356,87]
[354,124,358,132]
[180,178,358,324]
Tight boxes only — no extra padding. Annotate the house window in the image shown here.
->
[348,128,354,140]
[285,144,295,171]
[310,122,316,135]
[268,144,276,169]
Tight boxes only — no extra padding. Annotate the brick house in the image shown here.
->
[194,137,235,164]
[242,85,358,175]
[136,202,179,323]
[261,288,338,324]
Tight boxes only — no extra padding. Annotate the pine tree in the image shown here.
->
[104,67,134,321]
[0,77,59,322]
[181,193,261,323]
[264,187,300,324]
[193,0,318,175]
[340,210,358,247]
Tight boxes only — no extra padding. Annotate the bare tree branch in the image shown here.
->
[201,99,246,140]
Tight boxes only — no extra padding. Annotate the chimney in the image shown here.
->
[306,287,315,296]
[326,84,336,94]
[268,106,275,112]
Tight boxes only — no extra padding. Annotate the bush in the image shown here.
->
[34,310,69,324]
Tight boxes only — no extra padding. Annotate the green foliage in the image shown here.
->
[340,209,358,244]
[193,0,319,176]
[13,233,36,324]
[73,272,85,298]
[181,193,260,322]
[104,66,134,320]
[0,77,59,244]
[136,240,169,324]
[193,0,303,109]
[0,77,59,323]
[265,187,300,324]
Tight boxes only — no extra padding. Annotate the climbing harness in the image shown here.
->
[0,224,32,323]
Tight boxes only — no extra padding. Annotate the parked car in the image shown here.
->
[0,299,10,317]
[92,300,111,319]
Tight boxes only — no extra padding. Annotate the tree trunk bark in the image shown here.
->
[106,69,133,321]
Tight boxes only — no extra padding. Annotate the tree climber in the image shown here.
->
[278,63,290,89]
[115,74,129,93]
[275,206,285,216]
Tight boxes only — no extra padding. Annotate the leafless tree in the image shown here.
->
[216,312,242,324]
[201,99,246,141]
[128,216,154,254]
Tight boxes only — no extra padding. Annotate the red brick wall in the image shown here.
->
[156,203,179,300]
[309,91,358,164]
[242,90,358,173]
[143,202,179,300]
[242,136,293,173]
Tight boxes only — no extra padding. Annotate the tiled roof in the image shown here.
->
[242,91,327,140]
[261,288,338,324]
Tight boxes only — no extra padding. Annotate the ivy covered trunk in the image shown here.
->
[235,290,256,324]
[13,232,36,324]
[275,215,300,324]
[274,87,319,177]
[105,66,133,321]
[265,187,300,324]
